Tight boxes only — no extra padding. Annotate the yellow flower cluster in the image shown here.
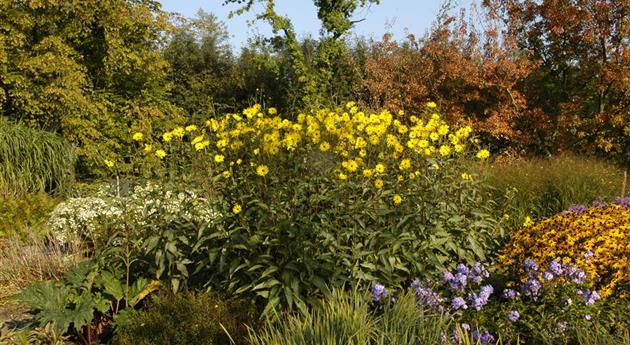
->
[137,102,489,206]
[500,204,630,298]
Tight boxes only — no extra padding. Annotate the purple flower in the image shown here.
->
[456,263,470,275]
[584,250,594,258]
[613,197,630,207]
[461,323,471,331]
[371,283,388,302]
[592,200,607,207]
[442,271,455,283]
[523,278,542,296]
[565,204,587,215]
[583,314,592,321]
[579,289,601,305]
[470,262,490,284]
[523,259,539,272]
[542,271,554,281]
[450,272,468,291]
[411,279,444,309]
[480,285,494,299]
[502,288,517,300]
[564,264,587,284]
[549,260,564,275]
[451,296,467,310]
[567,298,573,305]
[508,310,520,322]
[472,331,495,344]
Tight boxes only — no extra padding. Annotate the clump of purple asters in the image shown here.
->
[613,196,630,207]
[523,278,542,297]
[508,310,520,322]
[542,271,554,281]
[549,260,564,275]
[523,259,539,272]
[564,204,587,215]
[371,283,388,302]
[411,279,443,309]
[472,330,496,344]
[502,288,518,300]
[451,296,468,310]
[577,289,601,305]
[468,285,494,310]
[470,262,490,284]
[564,264,587,284]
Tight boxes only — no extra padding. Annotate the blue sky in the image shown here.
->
[159,1,470,48]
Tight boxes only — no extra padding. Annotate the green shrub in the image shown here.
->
[113,291,258,345]
[0,120,75,197]
[477,154,624,224]
[138,104,505,313]
[19,252,160,344]
[0,193,60,237]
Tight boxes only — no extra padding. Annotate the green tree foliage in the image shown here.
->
[223,0,377,109]
[0,0,183,176]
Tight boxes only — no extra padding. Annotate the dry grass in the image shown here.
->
[0,231,84,319]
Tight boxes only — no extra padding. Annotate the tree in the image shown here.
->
[485,0,630,163]
[358,2,538,153]
[0,0,182,176]
[222,0,378,109]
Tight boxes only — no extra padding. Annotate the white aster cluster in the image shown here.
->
[47,182,220,244]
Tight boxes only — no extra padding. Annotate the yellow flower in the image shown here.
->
[185,125,198,132]
[392,194,402,205]
[155,149,167,159]
[426,101,437,109]
[143,144,153,153]
[104,159,115,168]
[438,125,449,136]
[476,149,490,160]
[172,127,185,138]
[222,170,231,179]
[214,154,225,163]
[398,109,405,116]
[374,179,384,189]
[256,165,269,177]
[439,145,451,157]
[375,163,386,174]
[432,163,440,170]
[236,159,242,165]
[194,140,210,151]
[461,172,473,181]
[338,172,348,180]
[319,142,331,152]
[232,204,242,215]
[363,169,374,177]
[342,160,358,172]
[523,216,534,227]
[162,132,173,142]
[399,159,411,170]
[132,132,144,141]
[268,107,277,115]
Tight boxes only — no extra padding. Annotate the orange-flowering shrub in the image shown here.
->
[500,201,630,298]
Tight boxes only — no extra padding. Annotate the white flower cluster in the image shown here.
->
[48,182,221,243]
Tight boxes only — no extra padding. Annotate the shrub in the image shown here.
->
[113,291,258,345]
[500,200,630,298]
[137,103,505,313]
[478,154,625,224]
[0,193,60,237]
[19,253,160,345]
[0,120,75,197]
